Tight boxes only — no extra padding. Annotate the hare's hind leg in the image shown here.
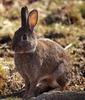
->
[54,60,71,91]
[35,75,61,96]
[56,72,70,91]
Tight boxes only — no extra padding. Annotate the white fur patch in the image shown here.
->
[36,83,42,87]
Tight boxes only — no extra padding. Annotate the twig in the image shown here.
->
[64,43,73,50]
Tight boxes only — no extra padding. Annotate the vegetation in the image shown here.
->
[0,0,85,99]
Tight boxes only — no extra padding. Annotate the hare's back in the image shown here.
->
[37,38,65,56]
[37,38,70,74]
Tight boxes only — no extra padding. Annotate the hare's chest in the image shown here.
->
[14,54,42,77]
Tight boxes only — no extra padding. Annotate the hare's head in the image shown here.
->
[12,6,38,53]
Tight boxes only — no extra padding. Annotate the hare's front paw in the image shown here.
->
[23,97,36,100]
[22,94,36,100]
[22,91,35,100]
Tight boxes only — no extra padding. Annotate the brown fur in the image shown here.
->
[13,7,71,100]
[14,38,70,98]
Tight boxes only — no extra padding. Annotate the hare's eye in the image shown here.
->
[21,34,27,41]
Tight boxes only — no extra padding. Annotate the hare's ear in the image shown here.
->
[21,6,28,27]
[28,10,38,30]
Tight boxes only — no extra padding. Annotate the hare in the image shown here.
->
[12,6,71,99]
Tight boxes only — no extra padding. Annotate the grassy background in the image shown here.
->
[0,0,85,99]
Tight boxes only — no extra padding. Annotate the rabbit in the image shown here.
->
[12,6,71,99]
